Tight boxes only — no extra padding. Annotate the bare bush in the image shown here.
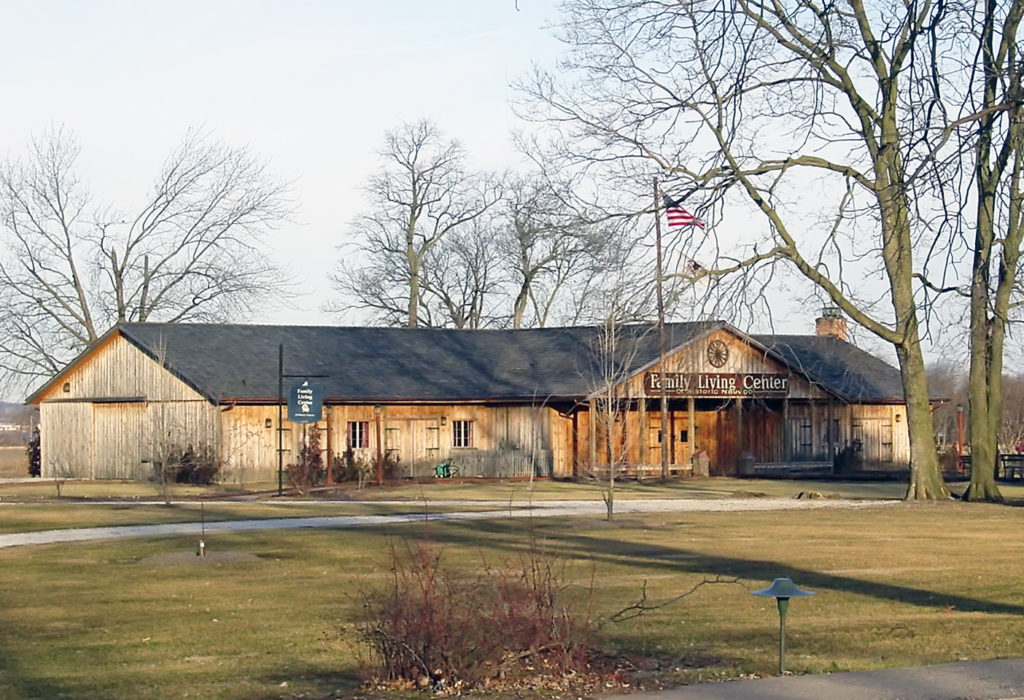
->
[356,540,596,692]
[287,426,325,491]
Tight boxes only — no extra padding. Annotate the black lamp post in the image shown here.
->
[752,577,815,674]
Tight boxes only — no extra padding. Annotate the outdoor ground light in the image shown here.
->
[752,577,815,674]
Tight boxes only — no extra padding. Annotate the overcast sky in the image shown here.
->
[0,0,927,377]
[0,0,563,325]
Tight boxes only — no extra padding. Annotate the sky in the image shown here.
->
[0,0,564,326]
[0,0,920,379]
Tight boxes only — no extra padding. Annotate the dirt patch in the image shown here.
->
[138,550,260,566]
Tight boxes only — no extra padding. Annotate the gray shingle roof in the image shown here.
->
[29,322,907,404]
[114,321,722,403]
[752,334,905,402]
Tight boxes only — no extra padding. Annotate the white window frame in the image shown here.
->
[347,420,369,449]
[452,420,473,448]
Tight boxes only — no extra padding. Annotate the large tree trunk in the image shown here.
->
[899,342,950,500]
[963,269,1004,502]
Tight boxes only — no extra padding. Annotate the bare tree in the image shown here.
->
[584,272,657,519]
[331,120,502,328]
[519,0,971,499]
[499,174,607,328]
[588,317,636,520]
[927,361,966,449]
[951,0,1024,502]
[419,217,506,328]
[999,375,1024,452]
[0,127,291,392]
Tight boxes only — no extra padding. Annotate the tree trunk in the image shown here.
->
[898,341,950,500]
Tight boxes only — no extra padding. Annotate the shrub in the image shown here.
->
[174,445,220,484]
[332,447,372,483]
[287,426,325,490]
[26,427,40,477]
[356,540,596,692]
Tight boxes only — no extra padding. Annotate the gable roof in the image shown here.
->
[752,334,905,402]
[116,321,721,403]
[26,322,906,404]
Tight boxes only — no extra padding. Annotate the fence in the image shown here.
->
[446,449,552,478]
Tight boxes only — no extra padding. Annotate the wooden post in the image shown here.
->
[688,396,696,463]
[639,398,648,469]
[572,409,580,478]
[374,405,384,485]
[810,399,817,460]
[277,343,284,496]
[669,407,676,465]
[589,401,597,473]
[325,406,334,486]
[737,398,745,456]
[783,397,790,462]
[823,401,831,462]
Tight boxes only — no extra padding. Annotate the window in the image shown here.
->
[347,421,369,449]
[452,420,474,448]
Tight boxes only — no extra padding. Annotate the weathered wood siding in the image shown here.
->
[619,329,832,401]
[39,402,93,478]
[549,408,575,478]
[219,406,281,483]
[37,334,218,479]
[280,403,560,479]
[575,330,910,473]
[849,403,910,468]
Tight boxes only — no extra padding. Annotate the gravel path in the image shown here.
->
[0,497,895,549]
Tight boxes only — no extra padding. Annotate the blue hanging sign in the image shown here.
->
[288,381,323,423]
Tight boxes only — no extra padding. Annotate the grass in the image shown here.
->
[1,497,1024,698]
[0,445,27,478]
[0,479,282,501]
[0,501,488,534]
[0,474,914,503]
[0,477,908,532]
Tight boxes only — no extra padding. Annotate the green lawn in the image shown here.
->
[0,445,27,478]
[0,476,911,533]
[0,501,489,534]
[1,499,1023,698]
[0,475,914,503]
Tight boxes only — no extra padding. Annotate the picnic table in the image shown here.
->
[1000,454,1024,480]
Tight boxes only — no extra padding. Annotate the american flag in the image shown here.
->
[663,194,705,229]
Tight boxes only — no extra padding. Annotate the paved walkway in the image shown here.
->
[602,658,1024,699]
[0,497,894,548]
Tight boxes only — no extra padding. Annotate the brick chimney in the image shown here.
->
[815,306,847,341]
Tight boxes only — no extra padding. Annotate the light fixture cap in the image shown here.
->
[752,577,815,599]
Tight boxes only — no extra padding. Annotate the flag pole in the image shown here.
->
[654,178,669,480]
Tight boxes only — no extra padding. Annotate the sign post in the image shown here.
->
[277,344,328,497]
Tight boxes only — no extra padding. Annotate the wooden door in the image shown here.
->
[93,403,148,480]
[385,418,442,477]
[852,418,893,464]
[788,416,814,461]
[647,412,690,466]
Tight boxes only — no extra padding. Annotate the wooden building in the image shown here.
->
[26,313,910,482]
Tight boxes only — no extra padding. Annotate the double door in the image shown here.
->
[646,410,691,466]
[384,417,441,477]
